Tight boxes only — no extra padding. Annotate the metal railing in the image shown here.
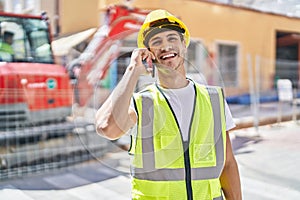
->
[0,118,110,180]
[0,78,112,180]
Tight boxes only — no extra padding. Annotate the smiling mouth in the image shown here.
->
[160,53,177,60]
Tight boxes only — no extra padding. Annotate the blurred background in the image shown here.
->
[0,0,299,199]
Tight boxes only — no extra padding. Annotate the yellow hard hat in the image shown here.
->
[137,9,190,48]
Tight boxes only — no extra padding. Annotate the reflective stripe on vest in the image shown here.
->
[132,86,225,181]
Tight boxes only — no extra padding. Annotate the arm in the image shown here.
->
[95,48,155,140]
[220,131,242,200]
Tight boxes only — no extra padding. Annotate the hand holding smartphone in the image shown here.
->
[151,60,155,78]
[142,59,156,78]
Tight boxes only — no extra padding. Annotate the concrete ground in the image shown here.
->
[0,120,299,200]
[231,121,300,200]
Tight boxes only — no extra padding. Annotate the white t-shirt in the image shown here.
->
[130,81,235,141]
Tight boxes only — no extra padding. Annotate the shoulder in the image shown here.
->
[192,82,224,100]
[134,84,156,97]
[193,81,222,90]
[192,81,222,92]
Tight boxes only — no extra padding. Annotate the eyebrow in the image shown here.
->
[149,33,179,43]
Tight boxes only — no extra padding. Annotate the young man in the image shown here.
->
[0,31,14,54]
[96,9,242,200]
[0,31,14,61]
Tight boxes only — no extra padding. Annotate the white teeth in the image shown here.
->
[162,54,175,59]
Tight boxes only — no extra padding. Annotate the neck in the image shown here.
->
[157,71,189,89]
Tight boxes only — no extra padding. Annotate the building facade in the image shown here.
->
[1,0,300,96]
[130,0,300,96]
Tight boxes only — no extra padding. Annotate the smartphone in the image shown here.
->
[151,59,156,78]
[142,59,156,78]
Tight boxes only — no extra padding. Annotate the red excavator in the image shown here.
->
[0,5,149,129]
[0,11,72,130]
[0,5,150,172]
[67,5,150,108]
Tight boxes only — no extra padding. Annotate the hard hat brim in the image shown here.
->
[137,13,190,48]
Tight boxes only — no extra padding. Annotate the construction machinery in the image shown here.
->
[68,5,150,108]
[0,5,150,179]
[0,11,72,129]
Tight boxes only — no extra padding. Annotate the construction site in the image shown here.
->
[0,1,299,199]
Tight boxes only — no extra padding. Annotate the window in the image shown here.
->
[0,15,53,63]
[185,39,208,84]
[4,0,38,14]
[25,0,34,8]
[216,42,239,87]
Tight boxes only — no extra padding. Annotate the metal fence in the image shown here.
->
[0,118,111,180]
[1,50,300,181]
[0,81,111,180]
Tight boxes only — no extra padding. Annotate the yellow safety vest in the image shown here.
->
[0,42,14,55]
[130,81,227,200]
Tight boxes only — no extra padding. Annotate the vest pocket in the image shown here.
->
[156,135,184,168]
[160,135,180,149]
[193,144,216,166]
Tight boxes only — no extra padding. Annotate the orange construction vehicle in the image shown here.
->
[0,12,72,129]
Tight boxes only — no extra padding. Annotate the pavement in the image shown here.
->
[0,151,132,200]
[231,121,300,199]
[0,101,300,200]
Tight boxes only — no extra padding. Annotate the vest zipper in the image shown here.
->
[183,141,193,200]
[155,82,197,200]
[186,83,197,200]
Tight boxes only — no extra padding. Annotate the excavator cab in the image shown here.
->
[0,14,53,63]
[0,12,72,129]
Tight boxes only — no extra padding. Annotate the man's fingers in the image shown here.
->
[131,48,155,76]
[150,51,156,61]
[141,51,152,61]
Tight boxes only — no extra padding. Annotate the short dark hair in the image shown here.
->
[3,31,14,40]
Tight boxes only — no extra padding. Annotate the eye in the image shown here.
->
[150,39,161,47]
[168,36,178,42]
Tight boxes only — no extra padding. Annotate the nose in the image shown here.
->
[160,39,173,51]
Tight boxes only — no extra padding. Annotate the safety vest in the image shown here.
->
[0,42,14,54]
[130,81,227,200]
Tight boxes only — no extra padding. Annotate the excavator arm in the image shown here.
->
[68,5,149,107]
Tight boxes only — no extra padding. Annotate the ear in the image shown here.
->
[182,39,187,54]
